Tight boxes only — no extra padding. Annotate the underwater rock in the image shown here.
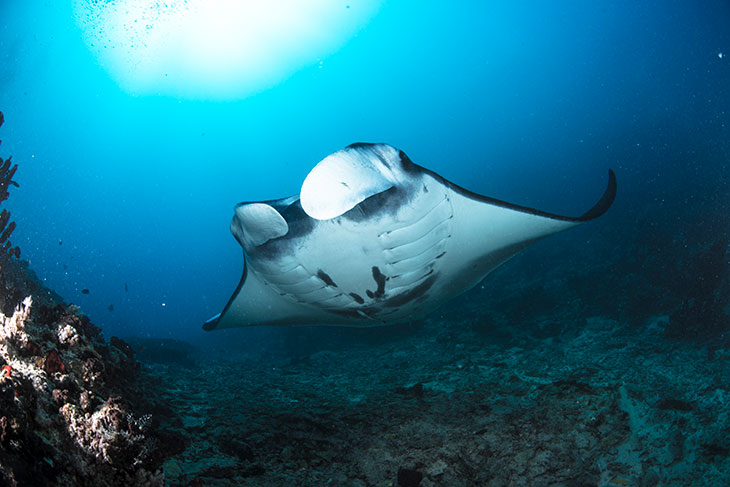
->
[0,256,172,486]
[51,387,72,406]
[22,339,41,357]
[701,443,730,459]
[639,469,661,487]
[110,336,135,359]
[218,435,255,462]
[397,467,424,487]
[44,349,66,375]
[394,382,425,399]
[654,398,693,412]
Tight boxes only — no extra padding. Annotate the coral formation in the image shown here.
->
[0,111,20,272]
[0,111,177,486]
[0,255,173,485]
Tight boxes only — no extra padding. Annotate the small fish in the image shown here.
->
[107,304,114,312]
[124,283,128,292]
[58,240,62,246]
[81,289,90,295]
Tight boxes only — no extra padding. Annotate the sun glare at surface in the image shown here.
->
[73,0,381,100]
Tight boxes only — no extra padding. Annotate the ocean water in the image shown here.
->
[2,0,730,484]
[1,0,724,345]
[0,1,727,340]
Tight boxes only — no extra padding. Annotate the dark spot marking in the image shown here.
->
[316,269,337,288]
[369,266,386,298]
[349,292,365,304]
[435,251,446,259]
[382,274,437,308]
[81,289,90,295]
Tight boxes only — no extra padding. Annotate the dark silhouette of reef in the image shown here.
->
[0,111,182,486]
[0,111,20,274]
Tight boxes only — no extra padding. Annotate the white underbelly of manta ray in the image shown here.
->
[204,143,616,330]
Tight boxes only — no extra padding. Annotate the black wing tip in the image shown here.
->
[202,314,221,331]
[578,168,617,221]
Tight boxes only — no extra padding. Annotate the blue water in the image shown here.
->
[1,0,729,343]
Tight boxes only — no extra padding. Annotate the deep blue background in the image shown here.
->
[0,0,728,342]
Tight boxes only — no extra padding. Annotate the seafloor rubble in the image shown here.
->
[146,211,730,486]
[152,309,730,486]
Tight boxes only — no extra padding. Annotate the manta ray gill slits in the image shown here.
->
[72,0,381,100]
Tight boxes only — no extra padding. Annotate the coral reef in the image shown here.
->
[0,113,32,319]
[0,112,177,486]
[0,251,174,485]
[0,111,20,273]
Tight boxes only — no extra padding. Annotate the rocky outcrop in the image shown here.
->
[0,257,171,486]
[0,110,174,486]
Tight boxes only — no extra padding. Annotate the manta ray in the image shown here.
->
[204,143,616,330]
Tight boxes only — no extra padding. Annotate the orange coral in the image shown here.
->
[0,364,11,379]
